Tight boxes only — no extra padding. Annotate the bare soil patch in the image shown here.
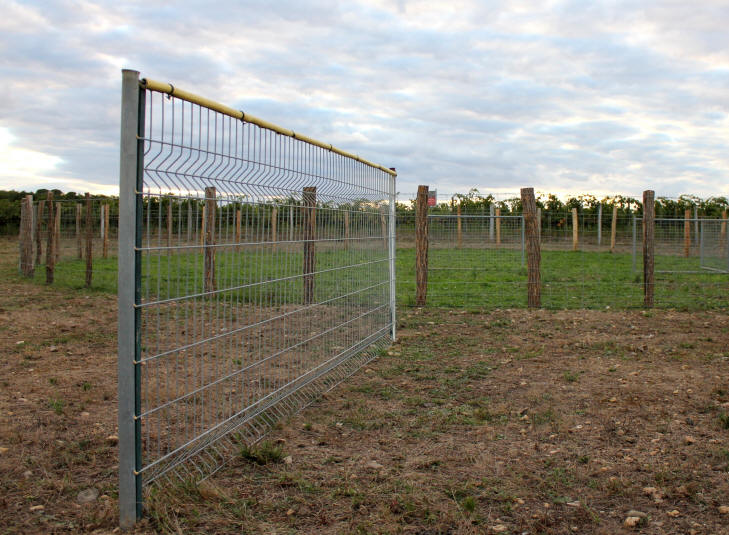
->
[1,238,728,534]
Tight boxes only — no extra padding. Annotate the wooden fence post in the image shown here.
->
[271,206,278,245]
[302,187,317,305]
[19,195,34,277]
[235,208,242,248]
[76,203,82,259]
[643,190,655,308]
[415,185,429,307]
[495,207,501,245]
[344,209,350,249]
[35,199,44,266]
[684,209,691,258]
[489,204,495,241]
[204,187,217,293]
[45,192,55,284]
[720,210,727,253]
[456,204,462,248]
[166,200,172,255]
[103,203,110,259]
[54,202,61,263]
[572,208,579,251]
[201,205,206,246]
[85,193,93,288]
[694,206,699,245]
[521,188,541,308]
[610,204,618,253]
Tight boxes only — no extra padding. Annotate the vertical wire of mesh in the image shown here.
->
[127,82,395,490]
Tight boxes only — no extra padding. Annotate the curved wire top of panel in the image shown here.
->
[141,78,396,178]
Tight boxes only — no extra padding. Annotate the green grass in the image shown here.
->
[14,246,728,310]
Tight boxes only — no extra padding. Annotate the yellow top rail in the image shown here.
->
[141,78,396,177]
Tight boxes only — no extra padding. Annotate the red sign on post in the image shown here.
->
[427,190,437,207]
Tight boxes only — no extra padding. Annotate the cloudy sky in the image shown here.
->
[1,0,727,199]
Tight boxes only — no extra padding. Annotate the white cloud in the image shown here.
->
[0,0,727,199]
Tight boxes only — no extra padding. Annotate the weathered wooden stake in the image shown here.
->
[76,204,82,259]
[684,209,691,258]
[201,205,206,246]
[610,204,618,253]
[85,193,93,287]
[235,208,242,248]
[343,209,350,249]
[103,203,110,259]
[572,208,579,251]
[54,202,61,263]
[720,210,727,252]
[35,199,44,266]
[415,185,429,307]
[302,187,317,305]
[489,204,495,241]
[45,192,55,284]
[495,207,501,245]
[521,188,541,308]
[19,195,34,277]
[204,187,217,293]
[271,206,278,244]
[166,200,172,255]
[643,190,655,308]
[456,204,462,248]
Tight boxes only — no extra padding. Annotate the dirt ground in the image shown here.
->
[1,240,728,534]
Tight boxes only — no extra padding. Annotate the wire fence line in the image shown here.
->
[117,70,396,527]
[399,189,729,310]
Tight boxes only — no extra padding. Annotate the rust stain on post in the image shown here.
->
[415,185,429,307]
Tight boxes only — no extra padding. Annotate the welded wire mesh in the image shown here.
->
[126,84,395,491]
[540,213,642,309]
[423,214,524,308]
[700,219,729,273]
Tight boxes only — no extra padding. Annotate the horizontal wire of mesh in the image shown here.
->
[137,89,394,485]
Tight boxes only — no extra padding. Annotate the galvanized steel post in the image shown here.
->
[118,69,144,528]
[388,168,397,341]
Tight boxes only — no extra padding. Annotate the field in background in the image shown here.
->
[20,246,729,311]
[1,238,729,534]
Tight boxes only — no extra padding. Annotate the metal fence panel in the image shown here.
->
[118,70,396,526]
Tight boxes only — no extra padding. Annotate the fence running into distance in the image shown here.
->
[17,195,118,288]
[118,70,396,527]
[402,187,729,309]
